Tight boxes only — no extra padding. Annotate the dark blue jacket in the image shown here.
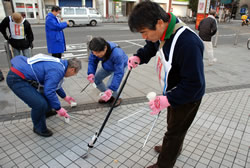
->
[45,13,67,54]
[11,55,67,110]
[136,26,205,107]
[88,41,128,91]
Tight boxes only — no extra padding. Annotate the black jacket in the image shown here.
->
[198,16,217,41]
[0,16,34,49]
[136,26,205,107]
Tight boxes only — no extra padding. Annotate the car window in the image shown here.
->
[76,8,87,15]
[64,8,74,15]
[89,9,98,14]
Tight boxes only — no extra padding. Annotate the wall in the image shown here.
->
[44,0,56,6]
[13,0,39,19]
[0,0,6,20]
[172,4,188,17]
[239,0,250,13]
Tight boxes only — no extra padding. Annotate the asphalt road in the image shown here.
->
[0,21,249,68]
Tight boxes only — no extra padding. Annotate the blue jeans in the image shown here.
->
[13,48,31,57]
[6,70,50,132]
[95,67,127,98]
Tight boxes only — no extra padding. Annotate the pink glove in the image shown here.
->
[149,96,170,115]
[56,108,69,117]
[128,56,140,70]
[100,89,113,102]
[64,96,76,105]
[87,74,95,83]
[64,112,69,118]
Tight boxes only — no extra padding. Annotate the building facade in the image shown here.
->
[238,0,250,15]
[1,0,247,22]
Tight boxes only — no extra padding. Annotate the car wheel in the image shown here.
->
[90,20,97,26]
[68,21,74,27]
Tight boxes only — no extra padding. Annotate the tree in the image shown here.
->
[188,0,199,16]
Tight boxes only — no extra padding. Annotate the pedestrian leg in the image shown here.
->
[6,71,50,132]
[106,66,128,99]
[156,100,201,168]
[52,53,62,58]
[0,69,4,81]
[12,48,21,57]
[95,67,112,92]
[22,48,31,58]
[204,41,217,65]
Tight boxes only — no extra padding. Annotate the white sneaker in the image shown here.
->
[212,58,217,62]
[208,58,217,66]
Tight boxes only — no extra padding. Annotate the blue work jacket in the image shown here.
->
[45,13,67,54]
[88,42,128,91]
[11,55,68,110]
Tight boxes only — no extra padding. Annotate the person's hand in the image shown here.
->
[87,74,95,83]
[66,20,69,25]
[64,96,76,105]
[128,56,140,70]
[56,108,68,117]
[149,96,170,115]
[100,89,113,102]
[30,42,34,49]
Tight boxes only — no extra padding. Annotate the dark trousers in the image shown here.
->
[6,70,51,132]
[157,99,202,168]
[52,53,62,58]
[0,69,4,81]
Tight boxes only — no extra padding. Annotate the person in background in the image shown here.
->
[45,6,69,58]
[0,69,4,82]
[241,14,248,24]
[198,9,218,65]
[128,1,205,167]
[87,37,128,107]
[0,12,34,57]
[6,54,81,137]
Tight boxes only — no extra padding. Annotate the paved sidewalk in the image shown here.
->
[0,36,250,167]
[0,89,250,168]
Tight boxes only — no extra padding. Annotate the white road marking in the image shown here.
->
[125,40,144,47]
[65,49,87,53]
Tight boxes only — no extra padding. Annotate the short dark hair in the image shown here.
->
[88,37,108,52]
[51,6,61,12]
[128,1,170,32]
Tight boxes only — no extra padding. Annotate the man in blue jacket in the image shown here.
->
[45,6,69,58]
[128,1,205,168]
[87,37,128,107]
[6,54,82,137]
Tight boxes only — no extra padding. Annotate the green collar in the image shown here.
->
[160,13,176,41]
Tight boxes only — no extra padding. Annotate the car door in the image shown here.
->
[75,8,88,25]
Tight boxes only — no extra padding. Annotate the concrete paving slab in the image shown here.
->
[0,89,250,167]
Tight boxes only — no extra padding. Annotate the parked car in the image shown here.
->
[61,7,102,27]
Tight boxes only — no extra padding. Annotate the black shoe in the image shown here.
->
[111,98,122,108]
[33,128,53,137]
[0,76,4,82]
[98,96,115,104]
[46,110,57,118]
[154,145,162,153]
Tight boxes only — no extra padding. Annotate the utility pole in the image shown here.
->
[204,0,208,18]
[168,0,172,13]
